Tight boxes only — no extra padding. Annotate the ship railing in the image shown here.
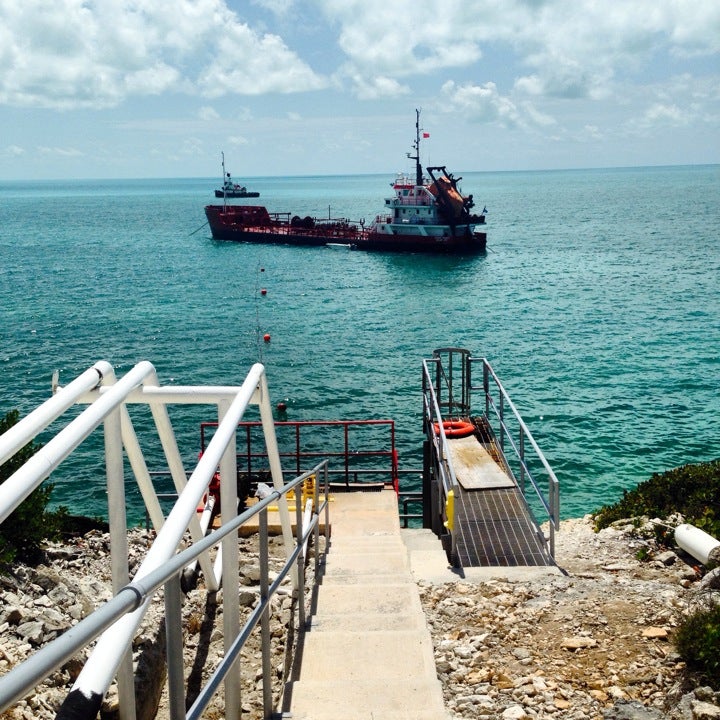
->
[0,360,325,719]
[391,196,434,207]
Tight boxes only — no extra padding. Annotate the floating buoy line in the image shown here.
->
[251,264,289,416]
[253,264,269,362]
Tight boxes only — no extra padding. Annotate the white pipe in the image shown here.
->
[257,371,296,583]
[76,385,256,405]
[218,398,241,720]
[0,361,155,525]
[104,407,136,720]
[675,523,720,565]
[66,363,266,705]
[144,374,218,589]
[0,361,113,465]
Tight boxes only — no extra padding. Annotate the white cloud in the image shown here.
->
[37,146,84,158]
[1,144,25,158]
[324,0,484,82]
[642,103,691,126]
[198,106,220,121]
[349,74,410,100]
[0,0,326,110]
[318,0,720,103]
[197,28,327,96]
[623,74,720,135]
[441,80,530,129]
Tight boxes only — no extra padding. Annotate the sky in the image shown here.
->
[1,0,719,180]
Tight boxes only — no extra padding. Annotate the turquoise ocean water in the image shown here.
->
[1,165,719,523]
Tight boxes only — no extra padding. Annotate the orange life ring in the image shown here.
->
[433,420,474,439]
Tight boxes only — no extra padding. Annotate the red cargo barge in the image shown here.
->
[205,111,487,254]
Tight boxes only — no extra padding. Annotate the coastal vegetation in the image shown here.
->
[0,410,67,568]
[674,602,720,690]
[593,458,720,539]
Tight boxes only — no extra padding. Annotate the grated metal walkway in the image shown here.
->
[452,486,552,567]
[446,432,553,568]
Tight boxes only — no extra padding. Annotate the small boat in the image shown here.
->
[205,111,487,254]
[214,152,259,198]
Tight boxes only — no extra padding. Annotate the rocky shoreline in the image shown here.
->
[419,516,720,720]
[1,516,719,719]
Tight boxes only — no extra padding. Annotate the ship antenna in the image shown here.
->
[406,108,423,187]
[221,151,227,210]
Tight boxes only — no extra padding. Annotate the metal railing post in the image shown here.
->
[295,488,307,632]
[164,573,185,720]
[218,397,241,720]
[259,508,272,719]
[519,430,526,495]
[104,407,136,720]
[483,360,490,418]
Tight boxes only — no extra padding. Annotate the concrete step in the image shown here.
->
[328,492,402,537]
[287,678,447,720]
[313,583,423,618]
[297,629,438,680]
[328,533,407,551]
[308,610,427,631]
[322,548,410,578]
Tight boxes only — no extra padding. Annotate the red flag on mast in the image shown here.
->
[422,132,430,138]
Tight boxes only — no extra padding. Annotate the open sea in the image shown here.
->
[1,165,719,525]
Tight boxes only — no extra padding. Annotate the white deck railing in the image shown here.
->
[0,360,311,719]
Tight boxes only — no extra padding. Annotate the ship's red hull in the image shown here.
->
[204,205,486,254]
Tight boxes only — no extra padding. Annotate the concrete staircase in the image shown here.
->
[283,489,449,720]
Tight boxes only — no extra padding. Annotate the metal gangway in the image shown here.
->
[422,348,560,569]
[0,360,329,720]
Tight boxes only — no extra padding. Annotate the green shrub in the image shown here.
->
[593,459,720,537]
[674,602,720,690]
[0,409,68,567]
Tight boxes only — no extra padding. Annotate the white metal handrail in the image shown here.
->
[0,360,296,719]
[0,464,330,718]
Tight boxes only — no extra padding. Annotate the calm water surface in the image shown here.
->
[1,165,718,522]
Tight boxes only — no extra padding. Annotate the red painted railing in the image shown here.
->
[200,419,399,494]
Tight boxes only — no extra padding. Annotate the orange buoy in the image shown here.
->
[263,333,271,342]
[261,288,267,295]
[433,420,474,439]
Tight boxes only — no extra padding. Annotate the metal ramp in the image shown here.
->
[447,434,553,567]
[422,348,560,570]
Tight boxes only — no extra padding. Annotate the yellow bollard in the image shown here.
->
[444,489,454,531]
[302,474,316,510]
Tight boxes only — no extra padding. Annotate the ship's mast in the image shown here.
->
[221,151,227,210]
[406,108,423,187]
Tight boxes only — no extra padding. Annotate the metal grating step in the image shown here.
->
[453,486,552,567]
